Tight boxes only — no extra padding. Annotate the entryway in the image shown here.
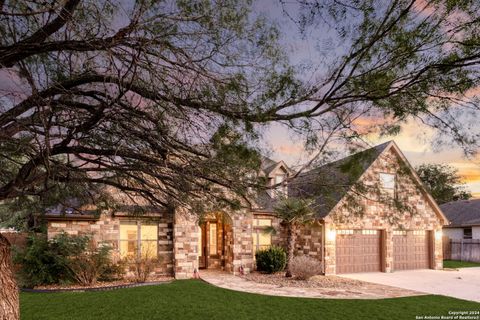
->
[198,212,233,271]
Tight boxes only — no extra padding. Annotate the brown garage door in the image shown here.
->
[336,230,382,274]
[393,230,431,270]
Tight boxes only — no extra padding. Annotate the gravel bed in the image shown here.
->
[244,272,364,289]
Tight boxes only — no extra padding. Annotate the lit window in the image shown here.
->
[209,223,217,255]
[337,229,354,235]
[120,221,158,259]
[362,230,378,235]
[252,217,272,252]
[413,230,425,236]
[379,173,395,189]
[464,227,472,240]
[393,230,407,236]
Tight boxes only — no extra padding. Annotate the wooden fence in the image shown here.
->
[443,236,480,262]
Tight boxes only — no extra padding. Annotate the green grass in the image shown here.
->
[20,280,479,320]
[444,260,480,269]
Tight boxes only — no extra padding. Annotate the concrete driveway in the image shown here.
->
[340,268,480,302]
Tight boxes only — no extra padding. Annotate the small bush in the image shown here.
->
[255,246,286,273]
[124,244,161,283]
[289,255,322,280]
[67,241,113,286]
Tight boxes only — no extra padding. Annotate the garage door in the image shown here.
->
[336,230,382,274]
[393,230,431,270]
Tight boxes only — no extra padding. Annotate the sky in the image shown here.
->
[254,0,480,198]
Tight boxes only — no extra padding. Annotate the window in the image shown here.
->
[272,174,287,198]
[337,229,354,235]
[379,173,395,189]
[361,230,378,235]
[464,227,472,240]
[120,221,158,259]
[209,223,217,255]
[393,230,407,236]
[252,218,272,252]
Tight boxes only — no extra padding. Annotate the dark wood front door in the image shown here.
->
[198,223,207,269]
[336,230,382,274]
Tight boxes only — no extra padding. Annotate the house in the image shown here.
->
[46,141,448,278]
[440,199,480,240]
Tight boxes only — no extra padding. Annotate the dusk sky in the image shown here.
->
[254,0,480,198]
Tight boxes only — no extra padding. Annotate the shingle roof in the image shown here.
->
[440,199,480,227]
[288,141,391,218]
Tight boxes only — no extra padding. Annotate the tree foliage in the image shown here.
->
[0,0,479,213]
[416,163,472,204]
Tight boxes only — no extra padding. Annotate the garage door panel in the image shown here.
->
[336,230,381,274]
[393,231,430,270]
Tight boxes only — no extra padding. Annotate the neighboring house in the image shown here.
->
[440,199,480,240]
[45,141,448,278]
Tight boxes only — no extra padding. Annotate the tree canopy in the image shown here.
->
[416,163,472,204]
[1,0,479,214]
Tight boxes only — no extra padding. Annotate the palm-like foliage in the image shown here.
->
[273,197,315,277]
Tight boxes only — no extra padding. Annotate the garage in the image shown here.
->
[393,230,431,270]
[336,229,382,274]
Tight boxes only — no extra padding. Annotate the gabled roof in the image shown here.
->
[289,141,448,224]
[440,199,480,227]
[288,141,390,218]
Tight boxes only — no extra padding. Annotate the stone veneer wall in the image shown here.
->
[47,212,174,275]
[323,148,444,274]
[231,209,254,275]
[173,208,200,279]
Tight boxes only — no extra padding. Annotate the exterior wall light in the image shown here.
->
[435,229,442,240]
[327,229,336,242]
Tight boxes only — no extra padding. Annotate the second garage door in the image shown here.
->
[336,229,382,274]
[393,230,431,270]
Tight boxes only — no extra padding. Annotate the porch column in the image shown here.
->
[323,222,336,275]
[384,229,393,273]
[173,208,199,279]
[231,209,254,275]
[432,227,443,270]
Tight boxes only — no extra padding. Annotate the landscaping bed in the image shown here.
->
[244,272,364,289]
[30,275,173,291]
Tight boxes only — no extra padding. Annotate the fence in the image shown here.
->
[443,236,480,262]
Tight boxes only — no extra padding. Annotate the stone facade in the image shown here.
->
[46,211,174,275]
[45,142,446,278]
[323,147,445,274]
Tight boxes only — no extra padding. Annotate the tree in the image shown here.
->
[416,164,472,204]
[273,197,315,277]
[1,0,480,317]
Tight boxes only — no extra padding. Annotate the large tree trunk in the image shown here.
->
[285,224,296,278]
[0,233,19,320]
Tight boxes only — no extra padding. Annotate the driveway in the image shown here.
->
[340,268,480,302]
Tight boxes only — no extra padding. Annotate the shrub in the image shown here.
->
[14,233,124,287]
[124,244,161,283]
[66,241,113,286]
[255,246,286,273]
[289,255,322,280]
[13,234,80,287]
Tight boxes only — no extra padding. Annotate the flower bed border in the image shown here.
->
[21,280,173,293]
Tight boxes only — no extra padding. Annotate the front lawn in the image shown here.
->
[21,280,479,320]
[444,260,480,269]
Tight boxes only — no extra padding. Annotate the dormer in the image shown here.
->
[260,157,292,199]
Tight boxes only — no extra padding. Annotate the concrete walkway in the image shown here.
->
[199,270,422,299]
[341,268,480,303]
